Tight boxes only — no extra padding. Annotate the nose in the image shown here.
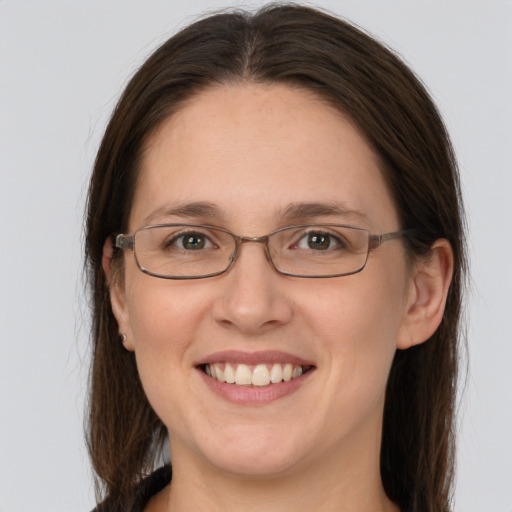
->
[211,241,293,334]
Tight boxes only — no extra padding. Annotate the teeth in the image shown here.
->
[235,364,252,385]
[213,363,225,383]
[292,366,302,379]
[270,363,283,383]
[224,363,235,384]
[282,363,293,382]
[204,362,308,386]
[252,364,270,386]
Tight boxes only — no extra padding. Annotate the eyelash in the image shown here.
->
[165,231,216,250]
[159,227,351,253]
[292,231,348,251]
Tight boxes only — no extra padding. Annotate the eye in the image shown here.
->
[167,231,215,251]
[294,231,347,251]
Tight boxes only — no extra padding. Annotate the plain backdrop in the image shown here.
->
[1,1,511,510]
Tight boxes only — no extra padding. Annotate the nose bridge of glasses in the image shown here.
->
[231,234,273,266]
[238,234,270,244]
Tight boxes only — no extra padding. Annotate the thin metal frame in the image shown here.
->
[115,223,413,280]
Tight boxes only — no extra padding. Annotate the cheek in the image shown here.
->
[305,262,406,346]
[127,281,206,353]
[122,281,210,434]
[123,276,208,388]
[306,266,407,405]
[316,290,399,385]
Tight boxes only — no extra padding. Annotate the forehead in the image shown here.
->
[131,83,398,232]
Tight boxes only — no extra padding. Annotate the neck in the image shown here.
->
[158,431,399,512]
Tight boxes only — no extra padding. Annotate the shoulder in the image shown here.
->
[91,465,172,512]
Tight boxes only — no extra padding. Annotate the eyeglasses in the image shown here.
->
[115,223,411,279]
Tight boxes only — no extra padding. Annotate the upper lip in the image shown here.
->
[195,350,315,367]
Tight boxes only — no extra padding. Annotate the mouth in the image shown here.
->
[195,351,316,404]
[200,362,314,387]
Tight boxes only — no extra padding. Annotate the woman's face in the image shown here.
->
[113,84,415,478]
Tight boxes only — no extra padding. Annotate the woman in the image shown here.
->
[85,4,466,512]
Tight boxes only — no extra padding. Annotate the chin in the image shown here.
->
[187,423,311,478]
[207,449,304,479]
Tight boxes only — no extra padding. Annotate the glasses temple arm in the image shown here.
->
[368,228,414,249]
[115,234,134,250]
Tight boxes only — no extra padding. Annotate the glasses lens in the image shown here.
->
[134,225,235,278]
[132,224,370,279]
[269,225,370,277]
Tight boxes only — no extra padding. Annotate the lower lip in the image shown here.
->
[197,368,314,405]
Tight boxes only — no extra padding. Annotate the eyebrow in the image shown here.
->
[279,202,369,225]
[144,201,223,225]
[143,201,368,226]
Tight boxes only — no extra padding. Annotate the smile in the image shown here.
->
[203,362,312,387]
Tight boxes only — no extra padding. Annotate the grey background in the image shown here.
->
[1,1,511,510]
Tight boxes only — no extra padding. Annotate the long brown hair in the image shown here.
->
[85,4,466,511]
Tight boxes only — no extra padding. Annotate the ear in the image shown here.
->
[397,239,454,350]
[102,237,135,351]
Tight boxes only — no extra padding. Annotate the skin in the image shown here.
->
[106,83,453,512]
